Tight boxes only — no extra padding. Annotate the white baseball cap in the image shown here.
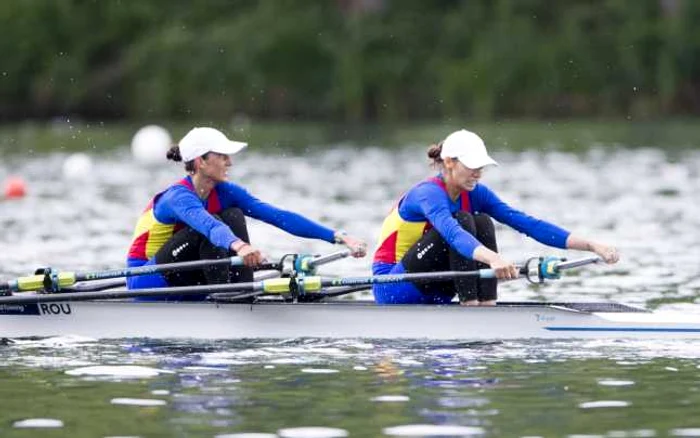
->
[178,127,247,162]
[440,129,497,169]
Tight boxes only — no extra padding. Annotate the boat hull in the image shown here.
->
[1,301,699,340]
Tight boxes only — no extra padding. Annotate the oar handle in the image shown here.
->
[307,250,351,269]
[556,256,602,271]
[291,250,350,274]
[519,255,604,283]
[449,256,603,282]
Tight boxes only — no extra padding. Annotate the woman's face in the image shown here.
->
[445,157,483,191]
[196,152,231,182]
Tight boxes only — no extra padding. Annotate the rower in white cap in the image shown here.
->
[126,127,366,300]
[372,129,619,306]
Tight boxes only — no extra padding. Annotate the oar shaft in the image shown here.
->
[76,258,237,281]
[323,270,488,287]
[0,280,266,304]
[75,258,280,282]
[0,250,346,294]
[0,257,280,293]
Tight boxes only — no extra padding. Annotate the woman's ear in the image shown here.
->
[194,156,205,169]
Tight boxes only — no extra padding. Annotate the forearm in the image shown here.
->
[252,205,335,242]
[472,245,501,265]
[565,234,596,251]
[566,234,620,263]
[566,233,603,252]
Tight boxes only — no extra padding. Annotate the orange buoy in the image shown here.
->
[3,176,27,199]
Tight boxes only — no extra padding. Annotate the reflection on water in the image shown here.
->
[2,337,700,436]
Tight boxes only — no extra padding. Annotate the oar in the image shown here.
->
[213,285,374,303]
[212,255,603,300]
[0,250,350,294]
[0,255,598,305]
[59,268,284,293]
[0,258,277,294]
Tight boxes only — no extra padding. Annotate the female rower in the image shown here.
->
[372,129,619,306]
[127,127,366,299]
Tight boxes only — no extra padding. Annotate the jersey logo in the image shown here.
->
[172,242,190,258]
[416,242,434,260]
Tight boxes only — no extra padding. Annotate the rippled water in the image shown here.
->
[3,337,700,437]
[1,142,700,436]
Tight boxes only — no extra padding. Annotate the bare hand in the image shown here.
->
[591,243,620,264]
[338,235,368,258]
[490,257,519,280]
[233,242,265,268]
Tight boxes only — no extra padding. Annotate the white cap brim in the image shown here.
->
[210,140,247,156]
[456,154,498,169]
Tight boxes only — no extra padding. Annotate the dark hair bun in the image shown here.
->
[166,145,182,162]
[427,143,442,161]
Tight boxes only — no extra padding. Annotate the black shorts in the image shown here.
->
[154,207,254,287]
[401,212,498,302]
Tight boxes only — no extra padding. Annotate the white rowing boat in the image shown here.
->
[2,299,699,340]
[2,253,696,340]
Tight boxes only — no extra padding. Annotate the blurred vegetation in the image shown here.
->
[1,0,699,123]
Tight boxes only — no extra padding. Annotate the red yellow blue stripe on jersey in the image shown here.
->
[128,178,222,262]
[374,177,469,265]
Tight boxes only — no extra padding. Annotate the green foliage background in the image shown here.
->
[2,0,699,122]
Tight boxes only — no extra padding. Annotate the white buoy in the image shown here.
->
[62,153,93,181]
[131,125,172,165]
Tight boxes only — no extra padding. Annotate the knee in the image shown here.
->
[454,211,476,233]
[473,214,495,233]
[219,208,246,226]
[474,214,497,251]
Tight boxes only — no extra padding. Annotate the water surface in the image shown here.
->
[1,128,700,436]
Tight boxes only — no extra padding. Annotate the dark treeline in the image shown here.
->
[2,0,699,123]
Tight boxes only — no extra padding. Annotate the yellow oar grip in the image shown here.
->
[16,273,77,292]
[300,276,322,292]
[262,278,292,293]
[261,276,323,294]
